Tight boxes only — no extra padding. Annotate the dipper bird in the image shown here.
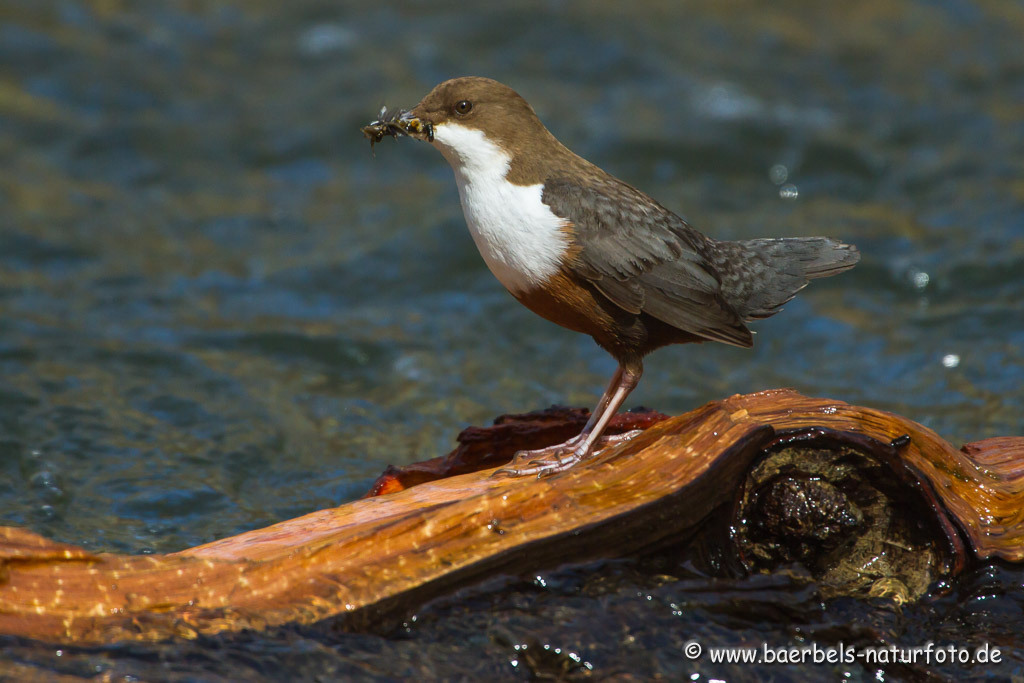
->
[363,77,859,476]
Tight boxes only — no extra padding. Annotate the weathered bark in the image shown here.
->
[0,389,1021,645]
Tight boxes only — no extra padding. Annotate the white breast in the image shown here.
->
[431,122,569,295]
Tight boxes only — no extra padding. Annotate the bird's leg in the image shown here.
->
[495,363,642,477]
[560,365,624,448]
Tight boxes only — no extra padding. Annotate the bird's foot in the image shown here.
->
[493,429,643,478]
[494,442,583,478]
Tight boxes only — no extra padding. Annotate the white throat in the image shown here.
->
[431,122,569,295]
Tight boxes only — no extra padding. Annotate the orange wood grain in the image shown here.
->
[0,390,1020,645]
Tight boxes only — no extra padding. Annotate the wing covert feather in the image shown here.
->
[541,175,752,346]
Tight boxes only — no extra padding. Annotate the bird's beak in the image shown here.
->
[361,106,434,148]
[398,109,434,142]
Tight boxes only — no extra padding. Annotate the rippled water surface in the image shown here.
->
[1,0,1022,679]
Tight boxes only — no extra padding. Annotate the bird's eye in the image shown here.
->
[454,100,473,116]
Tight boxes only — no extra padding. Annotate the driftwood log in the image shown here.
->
[0,389,1022,645]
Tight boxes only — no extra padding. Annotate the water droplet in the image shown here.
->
[779,184,799,200]
[769,164,788,185]
[31,471,56,489]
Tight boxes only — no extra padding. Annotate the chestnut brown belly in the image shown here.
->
[513,270,702,363]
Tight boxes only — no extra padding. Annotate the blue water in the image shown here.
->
[1,0,1022,679]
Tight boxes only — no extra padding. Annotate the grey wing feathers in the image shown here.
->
[542,175,754,347]
[542,175,860,348]
[541,177,705,280]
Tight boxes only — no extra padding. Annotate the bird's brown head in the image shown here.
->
[400,77,574,183]
[408,77,536,132]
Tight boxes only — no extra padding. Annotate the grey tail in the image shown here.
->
[715,237,860,321]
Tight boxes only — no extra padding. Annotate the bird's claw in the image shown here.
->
[493,447,583,478]
[491,429,643,478]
